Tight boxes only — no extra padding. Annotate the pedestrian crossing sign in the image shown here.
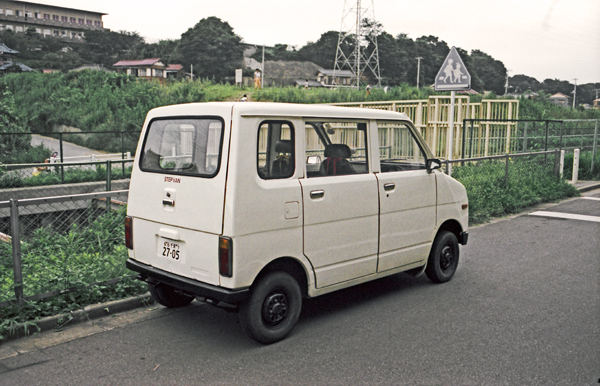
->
[434,47,471,91]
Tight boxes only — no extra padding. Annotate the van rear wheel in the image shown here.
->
[425,231,459,283]
[239,272,302,344]
[148,283,194,308]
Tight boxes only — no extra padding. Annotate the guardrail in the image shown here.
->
[2,159,133,190]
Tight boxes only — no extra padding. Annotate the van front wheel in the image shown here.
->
[239,272,302,344]
[425,231,459,283]
[148,283,194,308]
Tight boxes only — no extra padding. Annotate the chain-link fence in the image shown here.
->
[461,119,598,158]
[0,191,134,313]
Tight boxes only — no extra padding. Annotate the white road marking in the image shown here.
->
[529,211,600,223]
[580,197,600,201]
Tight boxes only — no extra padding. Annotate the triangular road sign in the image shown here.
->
[434,47,471,91]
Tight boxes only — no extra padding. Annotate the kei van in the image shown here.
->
[125,102,469,344]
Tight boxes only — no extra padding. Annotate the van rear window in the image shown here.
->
[140,118,223,177]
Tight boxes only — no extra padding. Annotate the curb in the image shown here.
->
[3,293,154,343]
[576,182,600,192]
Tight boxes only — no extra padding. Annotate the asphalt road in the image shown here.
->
[1,190,598,385]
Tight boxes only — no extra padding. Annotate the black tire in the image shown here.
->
[239,272,302,344]
[425,231,460,283]
[148,282,194,308]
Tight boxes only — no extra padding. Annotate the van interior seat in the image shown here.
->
[272,140,293,177]
[320,144,356,176]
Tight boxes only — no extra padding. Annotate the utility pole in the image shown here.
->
[416,57,423,89]
[572,78,578,109]
[504,69,511,96]
[261,45,265,88]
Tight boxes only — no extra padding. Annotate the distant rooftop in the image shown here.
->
[0,43,19,55]
[114,58,164,67]
[11,0,107,15]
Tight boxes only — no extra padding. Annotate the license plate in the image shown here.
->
[158,238,185,263]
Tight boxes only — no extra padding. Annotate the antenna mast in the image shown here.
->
[333,0,381,88]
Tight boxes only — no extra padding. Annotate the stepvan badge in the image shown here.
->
[164,176,181,183]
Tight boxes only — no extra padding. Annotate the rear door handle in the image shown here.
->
[384,183,395,191]
[310,190,324,199]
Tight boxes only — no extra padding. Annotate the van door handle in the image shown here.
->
[384,183,395,191]
[310,190,324,199]
[162,199,175,206]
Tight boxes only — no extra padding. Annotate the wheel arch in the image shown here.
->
[437,219,463,243]
[254,256,310,298]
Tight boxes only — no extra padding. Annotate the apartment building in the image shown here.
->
[0,0,106,39]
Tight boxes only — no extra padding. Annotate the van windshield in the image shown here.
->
[140,117,223,177]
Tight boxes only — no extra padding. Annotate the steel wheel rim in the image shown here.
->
[261,290,289,328]
[440,244,455,271]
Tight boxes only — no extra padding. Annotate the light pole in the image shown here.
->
[416,57,423,89]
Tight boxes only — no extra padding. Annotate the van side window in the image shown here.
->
[257,121,295,179]
[378,121,427,172]
[140,118,223,177]
[305,121,368,178]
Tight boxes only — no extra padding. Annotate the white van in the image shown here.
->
[125,102,469,344]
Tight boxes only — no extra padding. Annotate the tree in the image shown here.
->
[296,31,340,69]
[470,50,506,94]
[79,30,145,68]
[509,74,541,94]
[172,17,243,81]
[415,35,450,87]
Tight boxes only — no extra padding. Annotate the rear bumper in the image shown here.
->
[126,258,249,304]
[459,231,469,245]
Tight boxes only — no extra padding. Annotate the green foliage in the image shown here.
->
[0,71,243,135]
[452,157,579,224]
[171,17,243,81]
[0,164,132,189]
[0,208,147,340]
[563,151,600,181]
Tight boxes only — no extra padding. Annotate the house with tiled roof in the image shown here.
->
[548,92,571,108]
[165,64,185,79]
[113,59,187,81]
[113,58,167,81]
[0,42,32,73]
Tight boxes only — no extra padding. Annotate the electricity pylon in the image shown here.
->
[333,0,382,88]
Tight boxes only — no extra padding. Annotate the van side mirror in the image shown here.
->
[426,158,442,172]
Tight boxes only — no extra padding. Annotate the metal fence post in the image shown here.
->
[505,153,510,188]
[544,120,549,152]
[559,150,565,178]
[121,131,126,176]
[522,122,528,152]
[59,133,65,183]
[572,149,580,184]
[106,160,112,211]
[592,119,598,174]
[106,160,112,191]
[10,199,24,311]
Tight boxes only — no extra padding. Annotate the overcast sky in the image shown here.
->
[29,0,600,84]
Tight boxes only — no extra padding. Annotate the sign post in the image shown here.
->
[434,47,471,175]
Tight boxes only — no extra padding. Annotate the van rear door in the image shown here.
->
[128,112,230,286]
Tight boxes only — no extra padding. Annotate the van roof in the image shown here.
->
[147,102,410,121]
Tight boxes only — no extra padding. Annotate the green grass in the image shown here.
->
[0,208,147,340]
[453,157,579,224]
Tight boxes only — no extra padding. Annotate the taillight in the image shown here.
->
[219,236,232,277]
[125,216,133,249]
